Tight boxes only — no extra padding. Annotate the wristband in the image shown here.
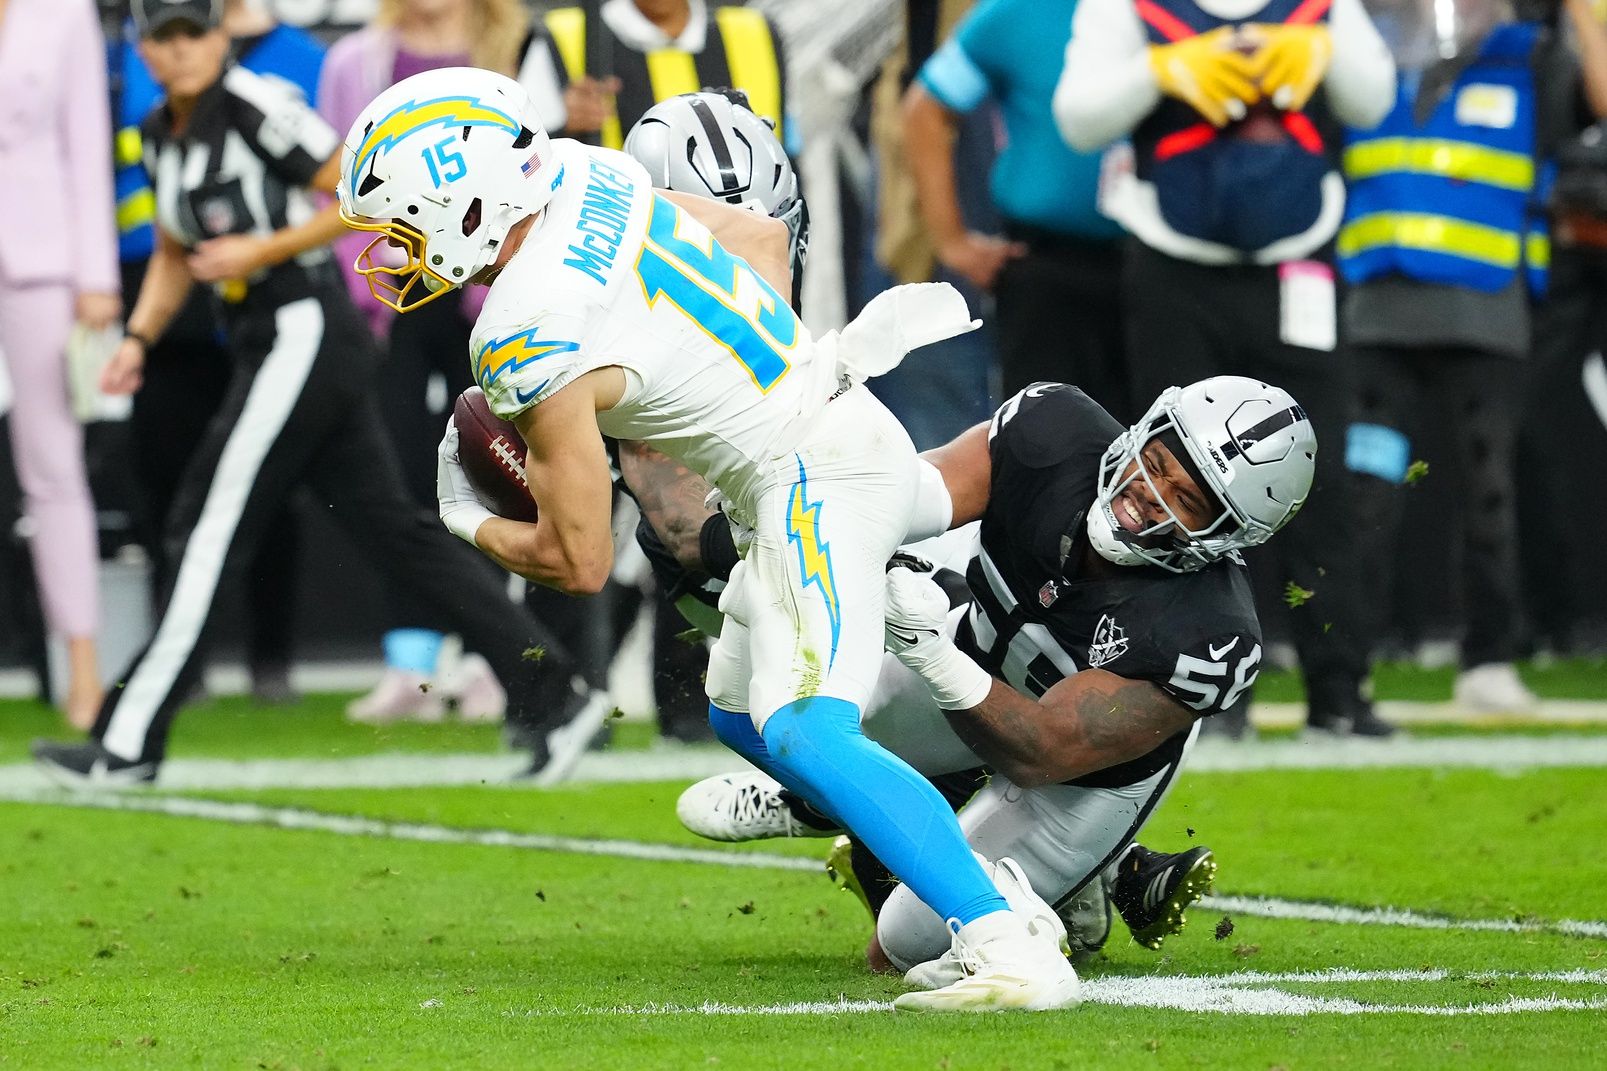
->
[698,512,741,580]
[905,640,994,711]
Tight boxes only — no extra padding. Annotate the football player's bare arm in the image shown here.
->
[659,189,792,298]
[920,422,993,527]
[942,672,1197,789]
[617,439,715,571]
[475,370,623,595]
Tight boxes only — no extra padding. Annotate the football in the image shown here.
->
[452,386,539,523]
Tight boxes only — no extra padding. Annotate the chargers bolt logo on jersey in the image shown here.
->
[1088,614,1129,669]
[349,96,522,198]
[474,328,581,394]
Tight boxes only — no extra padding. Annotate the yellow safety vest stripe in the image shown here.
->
[1338,212,1523,268]
[1343,137,1534,192]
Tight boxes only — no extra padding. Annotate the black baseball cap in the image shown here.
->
[132,0,223,37]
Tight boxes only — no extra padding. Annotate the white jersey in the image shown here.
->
[473,140,832,494]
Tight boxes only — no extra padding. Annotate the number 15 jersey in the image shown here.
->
[473,140,829,494]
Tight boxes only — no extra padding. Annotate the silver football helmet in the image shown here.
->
[623,89,808,286]
[1086,376,1317,573]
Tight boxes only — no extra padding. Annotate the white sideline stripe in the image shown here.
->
[5,788,1605,941]
[1250,700,1607,728]
[5,731,1607,796]
[0,789,821,872]
[1202,894,1607,940]
[532,969,1607,1017]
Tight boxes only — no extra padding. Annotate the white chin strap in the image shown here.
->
[1085,504,1150,569]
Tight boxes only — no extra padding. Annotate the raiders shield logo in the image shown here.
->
[1088,614,1128,668]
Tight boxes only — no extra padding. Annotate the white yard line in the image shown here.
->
[5,787,1605,942]
[5,731,1607,796]
[524,969,1607,1017]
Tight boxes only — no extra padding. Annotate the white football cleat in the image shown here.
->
[903,856,1071,992]
[895,858,1080,1013]
[530,682,614,788]
[346,669,445,723]
[676,772,841,842]
[1453,663,1539,713]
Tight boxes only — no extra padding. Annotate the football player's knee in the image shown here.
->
[704,635,747,713]
[875,884,950,974]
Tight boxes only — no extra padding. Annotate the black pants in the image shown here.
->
[92,288,579,763]
[1348,344,1524,668]
[995,228,1129,421]
[1122,241,1370,716]
[124,262,299,672]
[1519,246,1607,649]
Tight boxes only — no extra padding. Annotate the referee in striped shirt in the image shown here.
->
[34,0,606,785]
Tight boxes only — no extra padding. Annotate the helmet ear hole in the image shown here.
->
[513,127,535,150]
[357,172,383,197]
[461,197,483,238]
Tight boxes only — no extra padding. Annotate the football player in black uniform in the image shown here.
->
[676,375,1316,981]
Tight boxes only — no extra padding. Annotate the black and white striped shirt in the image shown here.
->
[142,65,338,282]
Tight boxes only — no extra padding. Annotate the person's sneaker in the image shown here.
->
[1111,844,1216,951]
[32,739,157,787]
[346,669,445,723]
[904,856,1071,993]
[677,772,842,842]
[447,653,506,723]
[1454,663,1539,713]
[525,680,614,787]
[894,877,1081,1013]
[1348,704,1398,738]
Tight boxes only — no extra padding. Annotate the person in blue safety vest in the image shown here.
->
[1338,0,1607,713]
[1054,0,1400,739]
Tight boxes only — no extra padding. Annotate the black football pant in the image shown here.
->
[996,226,1131,422]
[1347,344,1524,668]
[1122,241,1371,720]
[92,289,579,764]
[124,260,300,673]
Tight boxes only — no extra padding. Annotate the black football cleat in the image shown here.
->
[1111,844,1216,950]
[32,739,157,787]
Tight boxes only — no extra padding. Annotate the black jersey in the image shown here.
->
[955,383,1262,788]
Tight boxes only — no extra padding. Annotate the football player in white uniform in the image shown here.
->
[337,67,1078,1012]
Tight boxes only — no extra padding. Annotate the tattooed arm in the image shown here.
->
[942,671,1197,788]
[616,439,716,571]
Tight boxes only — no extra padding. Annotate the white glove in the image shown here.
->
[436,419,496,546]
[835,282,983,382]
[703,487,756,558]
[884,563,993,711]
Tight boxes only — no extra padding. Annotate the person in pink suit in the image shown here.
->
[0,0,120,727]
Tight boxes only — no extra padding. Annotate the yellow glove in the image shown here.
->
[1147,26,1261,128]
[1247,23,1333,112]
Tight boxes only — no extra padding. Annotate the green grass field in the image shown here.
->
[4,670,1606,1069]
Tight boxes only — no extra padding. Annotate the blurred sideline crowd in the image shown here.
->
[2,0,1606,749]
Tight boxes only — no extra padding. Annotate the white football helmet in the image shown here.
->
[337,67,561,313]
[1086,376,1316,573]
[623,89,808,283]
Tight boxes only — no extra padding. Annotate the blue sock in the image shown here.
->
[759,696,1007,926]
[708,704,847,830]
[383,629,443,675]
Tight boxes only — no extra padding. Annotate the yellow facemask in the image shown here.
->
[338,210,458,314]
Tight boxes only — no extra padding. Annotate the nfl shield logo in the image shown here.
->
[1038,580,1060,608]
[1088,614,1129,668]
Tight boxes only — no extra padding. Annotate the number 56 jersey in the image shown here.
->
[473,140,830,493]
[958,383,1264,788]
